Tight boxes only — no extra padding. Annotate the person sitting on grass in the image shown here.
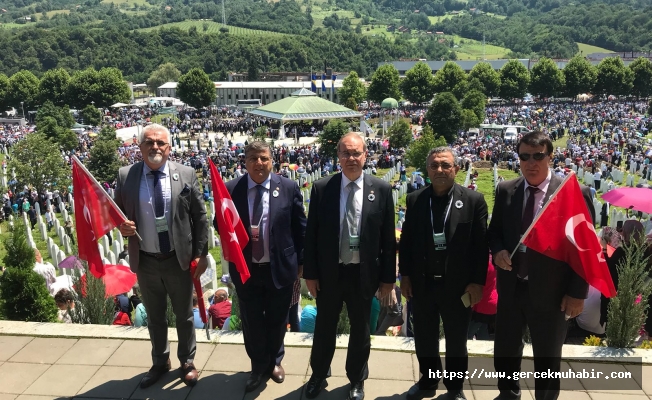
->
[54,288,75,323]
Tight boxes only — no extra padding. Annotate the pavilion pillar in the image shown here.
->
[279,123,286,139]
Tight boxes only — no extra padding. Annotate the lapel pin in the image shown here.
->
[272,190,279,198]
[455,200,463,209]
[368,191,375,202]
[172,173,179,181]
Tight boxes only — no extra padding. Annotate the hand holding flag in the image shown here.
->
[209,158,251,284]
[520,172,616,297]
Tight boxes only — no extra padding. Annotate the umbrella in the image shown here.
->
[236,143,244,147]
[288,163,299,171]
[602,187,652,213]
[58,255,84,270]
[190,260,210,339]
[412,171,422,175]
[102,264,138,297]
[395,228,402,239]
[88,133,98,138]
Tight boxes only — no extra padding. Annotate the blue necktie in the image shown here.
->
[150,170,171,254]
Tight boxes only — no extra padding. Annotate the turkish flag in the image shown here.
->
[522,173,616,298]
[72,158,126,278]
[208,158,251,283]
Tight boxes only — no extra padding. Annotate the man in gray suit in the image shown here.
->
[115,123,208,389]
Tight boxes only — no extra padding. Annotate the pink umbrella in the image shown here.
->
[602,187,652,213]
[102,264,137,297]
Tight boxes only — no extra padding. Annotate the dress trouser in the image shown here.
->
[310,264,371,384]
[237,264,293,375]
[412,278,471,392]
[494,280,568,400]
[136,252,196,367]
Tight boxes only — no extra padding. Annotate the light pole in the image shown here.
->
[20,101,24,120]
[260,91,263,105]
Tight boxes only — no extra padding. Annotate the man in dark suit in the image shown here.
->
[303,132,396,400]
[116,123,208,389]
[219,141,307,393]
[400,147,488,400]
[489,131,593,400]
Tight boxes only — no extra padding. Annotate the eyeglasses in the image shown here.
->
[143,140,169,148]
[339,151,364,160]
[518,152,548,162]
[427,162,454,170]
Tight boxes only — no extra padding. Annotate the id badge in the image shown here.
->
[155,216,168,233]
[251,225,260,242]
[349,235,360,251]
[518,234,527,253]
[433,232,447,251]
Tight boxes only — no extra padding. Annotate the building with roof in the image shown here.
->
[158,80,347,106]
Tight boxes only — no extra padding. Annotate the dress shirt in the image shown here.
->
[139,161,174,253]
[247,174,271,263]
[339,173,364,264]
[523,169,551,217]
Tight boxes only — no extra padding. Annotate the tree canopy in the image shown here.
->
[499,60,530,101]
[177,68,216,109]
[367,64,400,104]
[400,62,435,105]
[337,71,366,105]
[426,92,462,144]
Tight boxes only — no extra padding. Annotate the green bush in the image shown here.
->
[606,236,652,348]
[0,227,58,322]
[69,265,114,325]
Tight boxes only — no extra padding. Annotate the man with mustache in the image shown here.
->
[115,123,209,390]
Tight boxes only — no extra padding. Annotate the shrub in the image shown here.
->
[583,335,604,347]
[606,236,652,348]
[69,264,114,325]
[0,227,58,322]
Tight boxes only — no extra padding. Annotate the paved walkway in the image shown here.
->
[0,323,650,400]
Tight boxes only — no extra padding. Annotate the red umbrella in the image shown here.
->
[102,264,138,297]
[190,260,210,339]
[602,187,652,213]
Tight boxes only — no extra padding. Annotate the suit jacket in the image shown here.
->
[303,173,396,299]
[488,174,593,310]
[114,161,209,273]
[223,173,306,290]
[399,183,489,299]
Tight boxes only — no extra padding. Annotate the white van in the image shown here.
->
[504,127,518,143]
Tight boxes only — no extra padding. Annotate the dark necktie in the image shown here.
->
[518,186,540,279]
[251,184,264,261]
[150,170,171,254]
[340,182,358,264]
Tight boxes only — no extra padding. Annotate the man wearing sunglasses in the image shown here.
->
[488,131,593,400]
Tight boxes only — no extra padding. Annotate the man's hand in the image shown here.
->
[379,282,394,298]
[306,279,320,298]
[192,257,207,279]
[298,264,303,279]
[493,250,513,271]
[401,276,413,300]
[119,220,137,237]
[561,295,584,319]
[465,283,484,307]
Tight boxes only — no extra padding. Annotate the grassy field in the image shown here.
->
[454,167,520,212]
[0,22,30,29]
[450,34,510,60]
[428,14,461,24]
[138,20,288,37]
[43,9,70,19]
[311,9,358,29]
[577,42,613,56]
[101,0,150,6]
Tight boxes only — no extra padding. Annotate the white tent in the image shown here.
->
[110,102,130,108]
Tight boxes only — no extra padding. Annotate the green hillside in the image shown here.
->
[138,20,287,37]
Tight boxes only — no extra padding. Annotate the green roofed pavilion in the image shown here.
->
[249,89,362,121]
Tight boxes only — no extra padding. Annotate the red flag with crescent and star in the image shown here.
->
[209,158,251,284]
[522,172,616,298]
[72,158,127,279]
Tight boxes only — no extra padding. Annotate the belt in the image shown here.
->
[339,263,360,268]
[252,262,270,267]
[140,250,176,260]
[428,274,445,282]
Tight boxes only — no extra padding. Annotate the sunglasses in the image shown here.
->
[518,152,547,162]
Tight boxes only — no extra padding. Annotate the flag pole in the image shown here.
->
[509,170,576,259]
[71,155,143,242]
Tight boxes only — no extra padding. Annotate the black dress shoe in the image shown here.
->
[406,382,436,400]
[494,391,521,400]
[347,381,364,400]
[304,376,327,399]
[140,359,171,389]
[245,373,263,392]
[442,390,466,400]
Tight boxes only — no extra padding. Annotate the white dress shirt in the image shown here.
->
[139,161,174,253]
[247,174,271,263]
[340,173,364,264]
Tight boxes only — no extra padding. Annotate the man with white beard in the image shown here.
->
[115,123,209,390]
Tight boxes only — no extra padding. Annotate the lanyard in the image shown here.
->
[144,170,167,217]
[430,194,453,235]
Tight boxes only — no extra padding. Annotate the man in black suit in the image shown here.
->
[218,141,307,393]
[303,132,396,400]
[400,147,488,400]
[489,131,593,400]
